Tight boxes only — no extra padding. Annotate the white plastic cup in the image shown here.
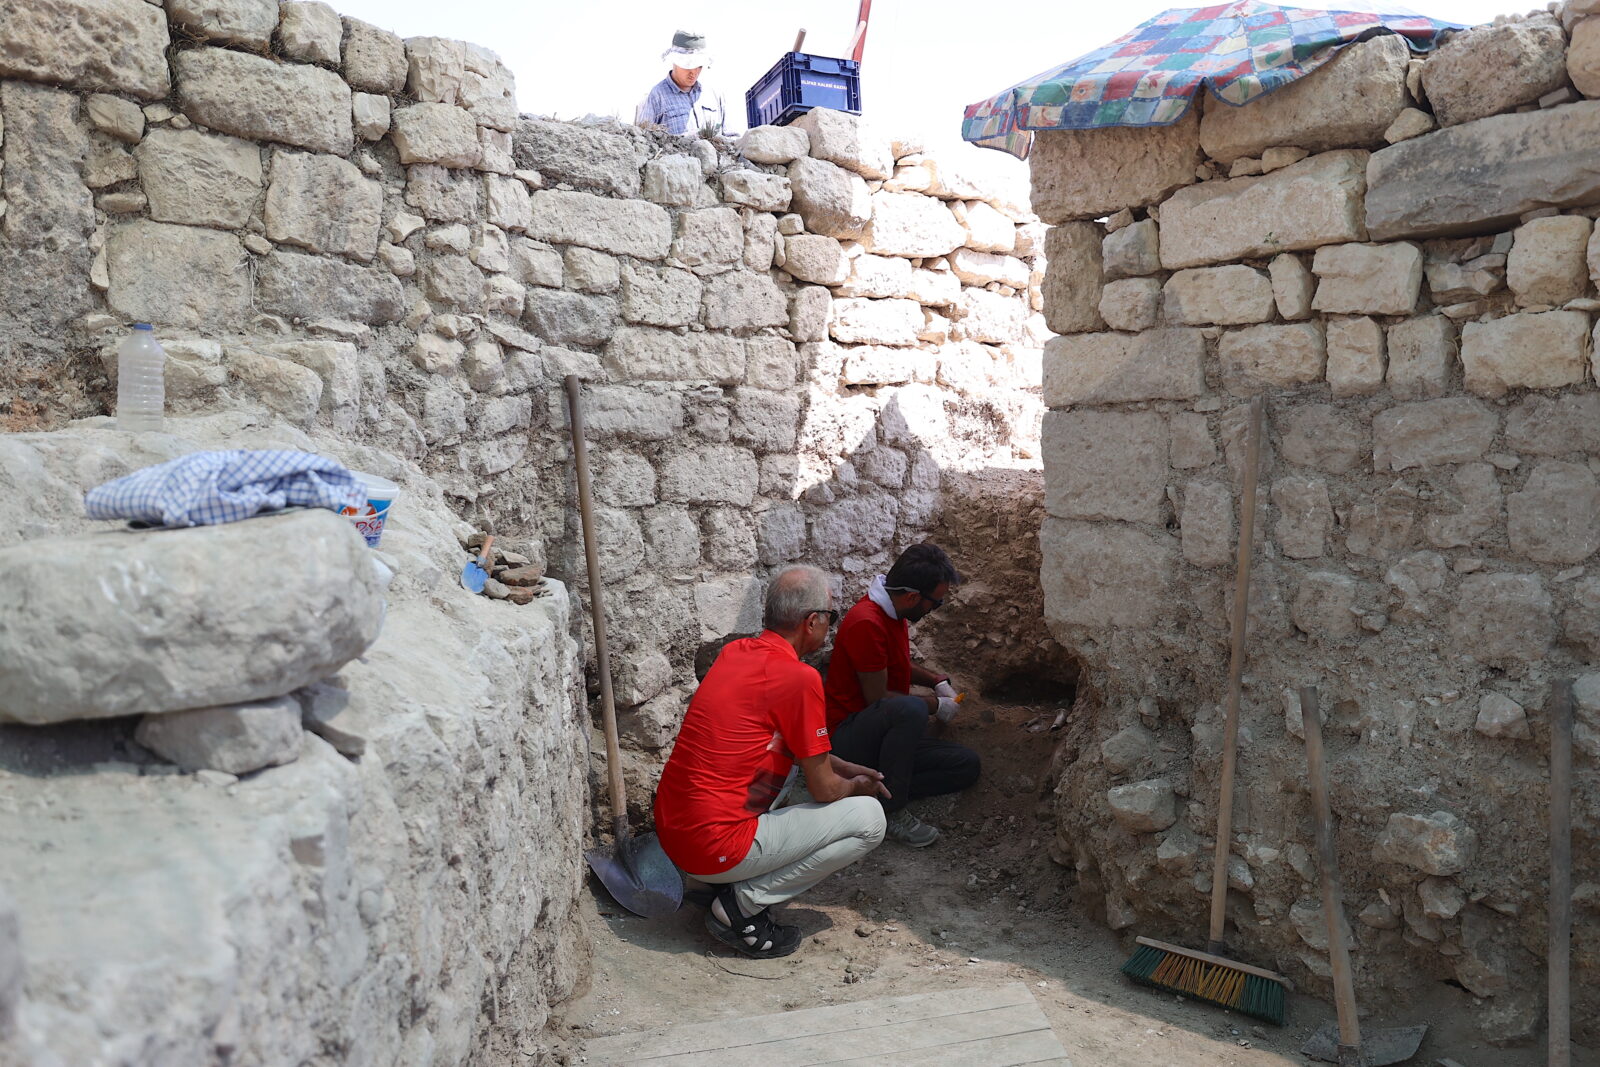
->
[342,472,402,548]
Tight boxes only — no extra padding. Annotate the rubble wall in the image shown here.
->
[1032,11,1600,1046]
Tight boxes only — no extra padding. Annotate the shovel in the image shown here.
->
[460,534,494,593]
[1300,685,1428,1067]
[564,375,683,919]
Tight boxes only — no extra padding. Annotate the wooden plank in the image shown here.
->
[864,1028,1068,1066]
[581,983,1033,1062]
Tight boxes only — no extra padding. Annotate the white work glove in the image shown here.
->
[935,691,960,723]
[934,680,957,701]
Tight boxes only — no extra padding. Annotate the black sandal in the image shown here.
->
[704,887,801,959]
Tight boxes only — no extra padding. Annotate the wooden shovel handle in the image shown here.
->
[1302,685,1362,1054]
[1550,678,1573,1067]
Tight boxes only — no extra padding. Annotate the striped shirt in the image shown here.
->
[635,75,727,136]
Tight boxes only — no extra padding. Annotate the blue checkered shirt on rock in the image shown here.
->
[636,75,727,136]
[84,450,366,528]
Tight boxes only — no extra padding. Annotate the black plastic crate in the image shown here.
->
[745,52,862,129]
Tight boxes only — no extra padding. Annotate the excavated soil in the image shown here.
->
[548,693,1566,1066]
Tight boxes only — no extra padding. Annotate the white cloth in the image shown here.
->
[866,574,899,620]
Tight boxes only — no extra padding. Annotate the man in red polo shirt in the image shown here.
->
[823,543,980,847]
[655,565,888,959]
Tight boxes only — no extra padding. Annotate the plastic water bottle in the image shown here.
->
[116,323,165,432]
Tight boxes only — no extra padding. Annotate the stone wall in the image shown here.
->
[1032,9,1600,1046]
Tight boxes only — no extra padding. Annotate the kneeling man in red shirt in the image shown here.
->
[823,543,981,848]
[655,565,889,959]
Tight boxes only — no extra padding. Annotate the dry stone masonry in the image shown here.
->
[1034,6,1600,1047]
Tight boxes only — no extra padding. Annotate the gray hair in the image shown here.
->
[763,565,832,631]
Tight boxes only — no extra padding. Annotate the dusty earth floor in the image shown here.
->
[550,694,1563,1066]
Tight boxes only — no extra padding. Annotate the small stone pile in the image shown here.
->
[462,531,550,604]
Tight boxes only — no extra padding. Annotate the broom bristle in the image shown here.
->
[1120,944,1286,1026]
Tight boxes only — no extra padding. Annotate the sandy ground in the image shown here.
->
[550,696,1568,1066]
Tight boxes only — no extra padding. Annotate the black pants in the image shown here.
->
[828,695,980,814]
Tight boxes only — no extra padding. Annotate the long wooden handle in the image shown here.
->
[1208,394,1264,953]
[792,28,807,52]
[565,375,628,840]
[1302,685,1362,1055]
[1550,678,1573,1067]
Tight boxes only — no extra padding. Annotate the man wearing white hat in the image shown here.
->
[635,29,728,136]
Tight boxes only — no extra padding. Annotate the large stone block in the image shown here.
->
[342,17,408,93]
[1275,477,1335,558]
[831,297,923,346]
[1325,316,1387,398]
[526,190,671,259]
[1373,812,1478,876]
[1459,311,1590,398]
[790,107,893,179]
[1162,265,1275,326]
[1450,573,1556,665]
[1281,405,1368,474]
[0,0,170,99]
[865,192,966,257]
[1102,219,1161,279]
[1505,393,1600,455]
[1030,108,1199,223]
[391,103,480,168]
[721,168,792,212]
[264,151,383,262]
[956,288,1025,345]
[604,327,745,384]
[135,695,303,775]
[672,208,744,271]
[106,220,250,330]
[1508,215,1592,306]
[175,47,352,155]
[1042,222,1105,334]
[780,234,849,285]
[643,153,709,207]
[1107,779,1179,834]
[1386,316,1457,399]
[255,251,405,324]
[1041,518,1178,629]
[1291,570,1358,638]
[1366,102,1600,240]
[514,118,646,198]
[1420,15,1568,128]
[406,164,480,223]
[1218,322,1326,393]
[963,201,1017,253]
[811,492,900,558]
[619,262,701,326]
[1099,278,1162,332]
[1042,410,1168,523]
[704,271,788,330]
[132,127,260,231]
[1199,36,1409,162]
[729,388,802,453]
[837,254,915,299]
[277,2,342,65]
[0,510,380,723]
[524,289,616,347]
[579,386,683,440]
[1159,150,1368,269]
[168,0,277,49]
[946,248,1028,289]
[1507,461,1600,564]
[1311,242,1422,315]
[1181,480,1233,568]
[660,446,759,506]
[1042,329,1206,406]
[738,124,809,164]
[1373,397,1497,471]
[787,156,872,239]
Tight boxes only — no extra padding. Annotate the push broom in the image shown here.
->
[1120,394,1290,1025]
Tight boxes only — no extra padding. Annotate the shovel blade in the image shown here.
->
[1301,1021,1428,1066]
[460,561,487,593]
[586,831,683,919]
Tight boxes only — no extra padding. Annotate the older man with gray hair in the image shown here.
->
[655,565,887,959]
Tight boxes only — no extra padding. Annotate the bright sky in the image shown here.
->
[333,0,1524,180]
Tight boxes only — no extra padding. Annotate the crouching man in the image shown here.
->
[654,565,889,959]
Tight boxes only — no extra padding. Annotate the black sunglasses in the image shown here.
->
[887,586,944,610]
[808,608,840,625]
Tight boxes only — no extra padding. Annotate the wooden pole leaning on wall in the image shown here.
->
[1549,678,1573,1067]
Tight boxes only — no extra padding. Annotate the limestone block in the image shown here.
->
[1099,278,1162,332]
[350,93,391,142]
[947,249,1029,289]
[704,271,788,330]
[404,36,467,104]
[264,151,383,262]
[729,388,801,452]
[106,220,249,329]
[1373,812,1478,875]
[0,510,380,723]
[956,287,1026,344]
[790,108,892,179]
[136,695,302,774]
[1043,329,1206,406]
[672,208,744,271]
[605,327,744,384]
[1043,410,1168,524]
[484,174,533,232]
[660,446,759,506]
[175,47,352,155]
[1572,16,1600,97]
[523,289,614,347]
[790,287,832,343]
[85,94,144,143]
[1422,464,1502,550]
[342,17,408,93]
[277,2,341,64]
[1564,580,1600,661]
[391,103,480,168]
[830,297,923,346]
[136,127,261,230]
[811,492,900,557]
[619,262,701,327]
[1199,36,1409,162]
[1507,460,1600,563]
[1373,397,1496,471]
[510,237,562,288]
[1506,393,1600,454]
[614,651,671,708]
[908,266,961,307]
[1291,571,1358,638]
[563,248,618,295]
[721,168,792,212]
[865,192,966,257]
[781,234,848,285]
[1162,265,1275,326]
[1218,322,1326,393]
[1508,215,1592,306]
[643,154,708,207]
[594,452,657,508]
[1386,316,1457,399]
[1169,414,1217,470]
[739,124,809,164]
[1181,481,1233,568]
[101,337,226,401]
[0,0,170,99]
[1102,219,1161,279]
[837,254,915,299]
[643,506,701,570]
[1274,476,1334,558]
[228,345,325,423]
[84,138,137,190]
[421,253,485,312]
[168,0,277,48]
[787,156,871,239]
[1345,485,1418,559]
[1310,241,1423,315]
[472,223,511,272]
[746,338,798,391]
[1449,572,1555,665]
[1420,16,1568,128]
[1326,316,1387,398]
[1366,102,1600,240]
[579,386,683,440]
[515,118,646,199]
[406,164,480,223]
[526,189,671,259]
[1030,109,1199,223]
[1384,107,1435,144]
[409,334,463,375]
[255,250,405,324]
[1278,408,1362,477]
[1042,222,1106,334]
[1268,253,1314,320]
[961,201,1017,254]
[1459,310,1590,398]
[1107,779,1179,835]
[744,212,779,272]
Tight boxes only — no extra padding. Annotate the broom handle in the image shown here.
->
[1302,685,1362,1055]
[1550,678,1573,1067]
[1208,394,1264,953]
[565,375,628,841]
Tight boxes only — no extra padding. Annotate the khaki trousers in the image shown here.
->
[689,795,885,915]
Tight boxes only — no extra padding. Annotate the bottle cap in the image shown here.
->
[133,323,153,331]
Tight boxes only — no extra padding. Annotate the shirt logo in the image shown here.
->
[816,727,828,737]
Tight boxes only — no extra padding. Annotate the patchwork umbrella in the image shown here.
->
[962,1,1462,159]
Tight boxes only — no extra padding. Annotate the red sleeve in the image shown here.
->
[773,664,831,760]
[838,613,889,674]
